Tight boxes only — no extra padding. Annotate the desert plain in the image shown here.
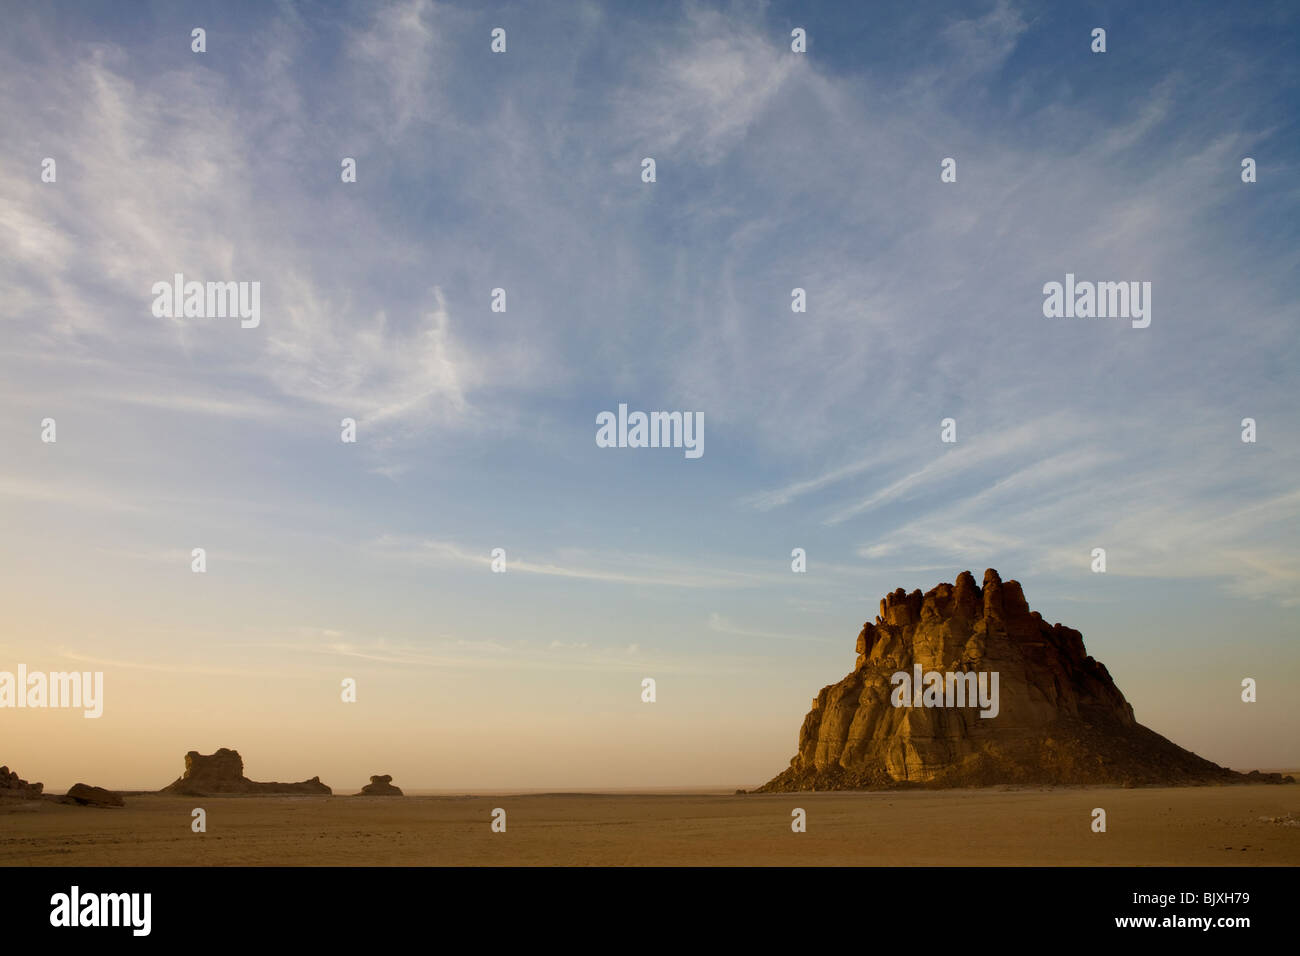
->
[3,780,1298,866]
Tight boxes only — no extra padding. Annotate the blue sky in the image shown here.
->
[1,0,1297,788]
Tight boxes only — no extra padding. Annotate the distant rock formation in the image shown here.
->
[0,765,43,799]
[758,570,1295,791]
[160,748,331,795]
[356,774,403,796]
[65,783,124,807]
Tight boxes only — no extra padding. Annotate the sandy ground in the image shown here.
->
[3,783,1298,866]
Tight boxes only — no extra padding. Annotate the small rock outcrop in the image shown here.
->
[160,748,331,795]
[356,774,403,796]
[65,783,124,807]
[758,570,1295,791]
[0,766,43,799]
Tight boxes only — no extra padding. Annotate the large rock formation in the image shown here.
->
[0,766,43,799]
[160,748,331,795]
[356,774,403,796]
[759,570,1294,790]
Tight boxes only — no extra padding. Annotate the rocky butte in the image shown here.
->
[758,569,1294,791]
[356,774,403,796]
[160,748,331,796]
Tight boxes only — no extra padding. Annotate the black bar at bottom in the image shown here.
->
[2,866,1289,942]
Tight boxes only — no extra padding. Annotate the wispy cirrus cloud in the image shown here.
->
[364,535,780,590]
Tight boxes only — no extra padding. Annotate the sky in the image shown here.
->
[1,0,1297,791]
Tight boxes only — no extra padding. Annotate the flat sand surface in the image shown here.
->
[3,783,1299,866]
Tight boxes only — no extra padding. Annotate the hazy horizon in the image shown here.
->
[3,0,1298,792]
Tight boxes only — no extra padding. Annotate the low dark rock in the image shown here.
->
[65,783,124,807]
